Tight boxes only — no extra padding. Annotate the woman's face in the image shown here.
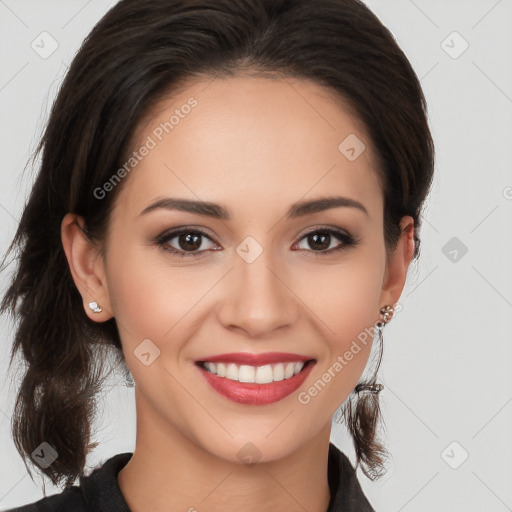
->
[89,75,413,462]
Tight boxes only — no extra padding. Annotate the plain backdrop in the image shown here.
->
[1,1,511,510]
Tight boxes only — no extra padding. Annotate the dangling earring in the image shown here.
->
[88,301,102,313]
[335,304,394,480]
[354,304,394,394]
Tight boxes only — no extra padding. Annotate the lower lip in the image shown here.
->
[196,361,315,405]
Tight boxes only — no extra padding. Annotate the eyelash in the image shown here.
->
[154,226,359,258]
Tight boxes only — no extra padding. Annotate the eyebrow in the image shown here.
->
[139,195,369,219]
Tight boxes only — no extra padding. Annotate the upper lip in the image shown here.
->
[196,352,315,366]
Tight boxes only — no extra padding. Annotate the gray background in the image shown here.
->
[1,0,511,510]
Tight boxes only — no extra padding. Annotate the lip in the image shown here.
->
[195,358,316,405]
[196,352,313,366]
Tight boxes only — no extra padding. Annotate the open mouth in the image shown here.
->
[195,359,316,385]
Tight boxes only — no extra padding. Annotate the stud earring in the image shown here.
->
[376,304,394,328]
[88,301,102,313]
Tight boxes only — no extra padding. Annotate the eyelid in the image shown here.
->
[294,223,352,239]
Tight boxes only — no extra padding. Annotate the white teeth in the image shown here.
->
[273,363,285,381]
[205,362,217,374]
[255,364,274,384]
[226,363,239,380]
[239,365,256,383]
[216,362,227,377]
[202,360,308,383]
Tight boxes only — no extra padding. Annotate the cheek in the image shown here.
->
[104,246,209,398]
[294,252,384,399]
[106,245,204,341]
[295,252,384,338]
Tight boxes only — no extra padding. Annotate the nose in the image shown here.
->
[216,251,300,339]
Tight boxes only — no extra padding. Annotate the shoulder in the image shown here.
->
[5,486,85,511]
[4,452,133,512]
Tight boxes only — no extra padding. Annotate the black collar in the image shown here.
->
[326,443,375,511]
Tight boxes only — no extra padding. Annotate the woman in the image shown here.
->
[1,0,434,510]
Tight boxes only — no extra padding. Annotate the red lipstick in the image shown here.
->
[196,352,312,365]
[195,352,316,405]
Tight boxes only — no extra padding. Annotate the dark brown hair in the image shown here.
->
[1,0,434,489]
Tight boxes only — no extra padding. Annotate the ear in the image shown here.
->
[378,216,416,320]
[61,213,113,322]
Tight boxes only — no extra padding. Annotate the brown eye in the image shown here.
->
[295,228,357,255]
[177,233,202,251]
[306,232,331,251]
[155,229,217,257]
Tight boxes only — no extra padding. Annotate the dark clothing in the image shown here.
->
[6,443,375,511]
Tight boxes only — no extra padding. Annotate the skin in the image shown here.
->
[61,74,415,512]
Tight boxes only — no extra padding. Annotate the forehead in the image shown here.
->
[114,74,383,223]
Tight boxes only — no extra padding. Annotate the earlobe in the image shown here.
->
[61,213,113,322]
[378,216,416,316]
